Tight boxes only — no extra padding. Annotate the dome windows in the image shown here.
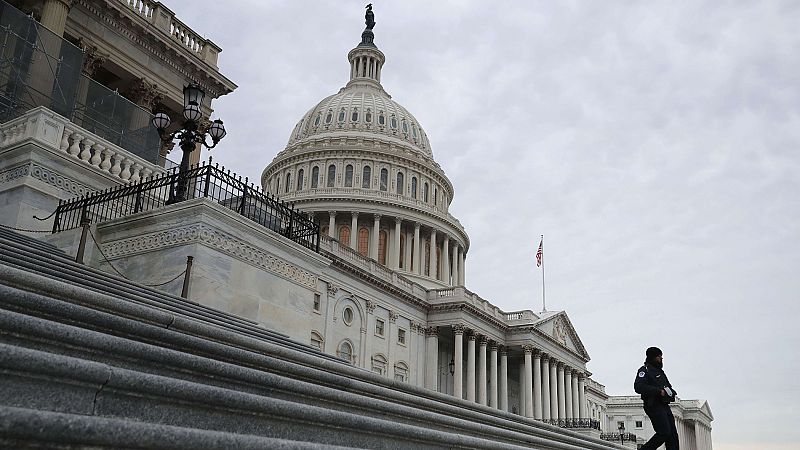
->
[345,164,354,187]
[285,172,291,193]
[365,109,372,123]
[314,113,321,127]
[401,119,408,134]
[423,182,429,203]
[378,111,385,126]
[380,168,388,191]
[362,165,371,189]
[396,172,404,195]
[390,115,397,129]
[411,177,417,198]
[338,108,346,123]
[296,168,304,191]
[327,164,336,187]
[311,166,319,188]
[325,111,333,124]
[351,108,359,123]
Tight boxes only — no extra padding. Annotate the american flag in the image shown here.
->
[536,238,543,267]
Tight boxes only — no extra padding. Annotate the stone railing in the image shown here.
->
[117,0,221,66]
[427,287,542,327]
[280,187,467,237]
[319,235,426,299]
[0,107,166,183]
[504,309,538,323]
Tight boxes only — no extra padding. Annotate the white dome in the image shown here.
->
[286,82,433,158]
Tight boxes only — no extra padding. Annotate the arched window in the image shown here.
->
[339,226,350,246]
[434,188,438,206]
[327,164,336,187]
[436,247,441,279]
[396,172,404,195]
[378,112,385,126]
[380,168,388,191]
[365,109,372,123]
[411,177,417,198]
[325,111,333,124]
[390,115,397,129]
[362,166,371,189]
[401,119,408,133]
[345,164,354,187]
[424,239,431,276]
[399,234,405,269]
[423,183,429,202]
[310,331,323,351]
[296,168,304,191]
[311,166,319,188]
[371,354,387,375]
[314,113,321,127]
[394,362,408,382]
[378,230,387,265]
[410,236,415,272]
[338,109,346,123]
[275,177,280,195]
[358,227,370,257]
[285,172,291,193]
[351,108,359,122]
[337,341,354,364]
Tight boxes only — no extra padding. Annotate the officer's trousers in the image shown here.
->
[640,403,679,450]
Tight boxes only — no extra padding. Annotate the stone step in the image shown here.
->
[0,227,69,259]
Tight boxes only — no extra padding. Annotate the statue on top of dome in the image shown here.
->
[365,4,375,30]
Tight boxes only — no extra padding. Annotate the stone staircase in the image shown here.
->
[0,227,622,449]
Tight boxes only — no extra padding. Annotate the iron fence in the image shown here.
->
[52,160,320,252]
[600,432,638,442]
[542,419,601,430]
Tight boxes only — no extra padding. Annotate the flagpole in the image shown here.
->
[541,234,546,312]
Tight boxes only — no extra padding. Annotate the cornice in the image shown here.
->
[430,302,509,333]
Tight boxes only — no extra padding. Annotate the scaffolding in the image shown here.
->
[0,1,161,164]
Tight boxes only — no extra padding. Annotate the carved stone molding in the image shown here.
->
[452,324,465,335]
[28,163,93,196]
[477,335,488,346]
[425,326,439,337]
[124,77,164,111]
[80,43,108,77]
[100,223,318,289]
[0,164,31,185]
[388,310,399,323]
[467,331,477,342]
[523,345,534,354]
[365,299,376,314]
[488,341,498,351]
[326,283,339,297]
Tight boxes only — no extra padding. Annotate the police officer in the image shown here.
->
[634,347,679,450]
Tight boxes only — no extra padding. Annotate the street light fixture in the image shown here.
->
[449,358,455,376]
[151,83,226,202]
[618,423,626,446]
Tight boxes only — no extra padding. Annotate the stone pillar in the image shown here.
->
[523,346,533,418]
[499,348,508,412]
[370,214,381,258]
[565,369,573,420]
[392,217,401,269]
[404,229,413,271]
[442,234,450,285]
[489,342,498,408]
[350,212,359,250]
[459,248,465,284]
[429,229,437,279]
[518,361,525,415]
[557,363,566,421]
[328,211,336,238]
[533,351,543,420]
[578,373,587,419]
[541,355,551,421]
[549,358,558,420]
[413,223,421,274]
[425,326,438,391]
[453,325,464,399]
[477,336,487,406]
[571,371,580,421]
[466,332,476,402]
[40,0,72,36]
[452,245,460,286]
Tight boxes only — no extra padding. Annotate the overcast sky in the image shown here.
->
[166,2,799,448]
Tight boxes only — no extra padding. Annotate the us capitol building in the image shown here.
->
[0,1,713,448]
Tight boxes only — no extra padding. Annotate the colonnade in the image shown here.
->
[428,325,588,423]
[318,211,465,286]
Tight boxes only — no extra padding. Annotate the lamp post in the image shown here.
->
[449,358,455,376]
[151,83,226,202]
[618,423,626,446]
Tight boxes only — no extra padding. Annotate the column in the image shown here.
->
[413,223,421,274]
[477,336,487,405]
[453,325,464,399]
[425,326,438,391]
[578,373,587,420]
[533,351,543,420]
[518,361,525,415]
[370,214,380,258]
[40,0,72,36]
[452,245,460,286]
[549,358,558,421]
[499,348,508,412]
[392,217,401,269]
[565,368,574,420]
[541,355,551,421]
[557,363,566,421]
[404,229,412,271]
[523,346,534,418]
[458,248,465,284]
[489,342,498,408]
[350,212,359,250]
[442,235,450,285]
[328,211,336,238]
[466,332,476,402]
[429,229,437,279]
[571,371,580,421]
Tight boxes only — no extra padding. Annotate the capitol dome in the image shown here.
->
[262,14,468,289]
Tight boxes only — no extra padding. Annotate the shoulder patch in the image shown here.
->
[638,371,645,378]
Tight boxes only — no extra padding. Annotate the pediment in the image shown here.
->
[535,312,590,360]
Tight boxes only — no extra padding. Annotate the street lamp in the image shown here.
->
[449,358,455,376]
[151,83,226,202]
[618,423,626,446]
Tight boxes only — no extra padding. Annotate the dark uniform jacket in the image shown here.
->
[634,362,677,407]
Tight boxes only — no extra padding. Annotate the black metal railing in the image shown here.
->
[600,432,638,442]
[542,419,601,430]
[52,160,320,252]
